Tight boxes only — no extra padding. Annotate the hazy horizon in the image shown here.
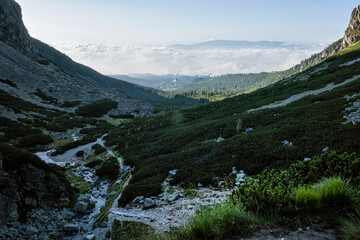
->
[16,0,359,75]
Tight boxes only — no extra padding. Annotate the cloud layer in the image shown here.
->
[52,42,325,76]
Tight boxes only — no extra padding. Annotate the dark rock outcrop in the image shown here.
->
[0,144,74,224]
[0,0,36,58]
[342,5,360,49]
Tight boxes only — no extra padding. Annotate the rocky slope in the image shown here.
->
[0,144,74,225]
[342,5,360,49]
[0,0,36,58]
[0,0,154,116]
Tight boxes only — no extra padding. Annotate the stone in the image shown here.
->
[25,226,39,235]
[322,147,329,152]
[216,137,225,142]
[73,201,88,213]
[143,198,156,209]
[304,158,311,161]
[125,204,131,209]
[7,209,19,222]
[167,192,180,202]
[121,166,132,174]
[132,196,145,204]
[231,167,237,174]
[168,169,178,176]
[63,223,79,232]
[243,127,253,134]
[85,233,95,240]
[197,182,203,187]
[77,195,90,202]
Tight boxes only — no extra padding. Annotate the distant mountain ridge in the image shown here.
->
[175,39,343,96]
[170,40,311,50]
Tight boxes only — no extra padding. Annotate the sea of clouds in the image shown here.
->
[52,42,326,76]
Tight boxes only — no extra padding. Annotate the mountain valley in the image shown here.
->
[1,1,360,240]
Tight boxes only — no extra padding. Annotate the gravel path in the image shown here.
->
[249,75,360,112]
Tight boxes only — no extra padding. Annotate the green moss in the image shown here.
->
[112,220,155,240]
[65,171,93,194]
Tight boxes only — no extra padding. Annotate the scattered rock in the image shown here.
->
[132,196,145,204]
[167,192,180,202]
[322,147,329,152]
[168,169,178,176]
[63,223,79,233]
[216,137,225,142]
[85,233,95,240]
[73,200,88,213]
[143,198,156,209]
[282,140,293,146]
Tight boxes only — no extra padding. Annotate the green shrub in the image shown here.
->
[0,143,64,177]
[183,189,197,199]
[92,144,106,155]
[340,212,360,240]
[96,157,120,180]
[112,220,155,240]
[231,152,360,220]
[85,159,102,168]
[175,204,259,240]
[295,177,351,216]
[315,177,351,210]
[295,186,319,213]
[0,78,17,88]
[75,99,118,117]
[34,88,58,104]
[62,101,81,108]
[17,133,53,147]
[76,150,84,157]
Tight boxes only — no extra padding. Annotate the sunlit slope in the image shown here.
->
[105,41,360,204]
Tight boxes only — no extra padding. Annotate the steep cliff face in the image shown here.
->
[0,0,36,58]
[0,144,74,224]
[342,5,360,49]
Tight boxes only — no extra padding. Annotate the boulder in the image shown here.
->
[143,198,156,209]
[25,226,39,235]
[63,223,79,233]
[121,166,132,174]
[167,192,180,202]
[168,169,178,176]
[132,196,145,204]
[85,233,95,240]
[73,201,88,213]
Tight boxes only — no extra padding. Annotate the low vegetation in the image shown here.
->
[95,157,120,180]
[110,41,360,206]
[75,99,118,117]
[111,220,156,240]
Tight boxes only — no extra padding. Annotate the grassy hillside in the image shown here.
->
[103,41,360,205]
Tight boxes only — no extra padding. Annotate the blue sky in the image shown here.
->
[14,1,360,75]
[17,0,358,44]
